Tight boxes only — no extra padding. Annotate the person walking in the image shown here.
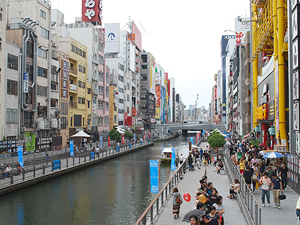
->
[279,162,289,191]
[172,187,183,219]
[204,206,221,225]
[188,154,194,171]
[200,148,203,161]
[243,165,253,189]
[179,154,185,164]
[259,172,272,207]
[271,172,283,209]
[296,196,300,223]
[213,196,225,225]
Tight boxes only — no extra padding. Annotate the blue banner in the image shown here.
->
[165,130,167,135]
[148,139,150,143]
[190,137,193,145]
[149,160,159,193]
[134,133,136,141]
[129,143,132,149]
[53,160,61,170]
[70,140,74,156]
[100,136,103,149]
[202,129,205,136]
[18,146,24,167]
[90,151,95,160]
[116,146,119,152]
[171,148,176,170]
[141,140,143,145]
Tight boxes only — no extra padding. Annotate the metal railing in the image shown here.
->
[134,161,187,225]
[0,142,152,189]
[223,148,261,225]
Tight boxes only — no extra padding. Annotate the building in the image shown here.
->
[0,0,7,139]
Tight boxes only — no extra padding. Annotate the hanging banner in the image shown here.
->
[149,160,159,193]
[171,148,176,170]
[190,137,193,145]
[70,140,74,156]
[116,146,119,152]
[134,133,136,141]
[18,146,24,167]
[108,137,110,146]
[100,136,103,149]
[122,135,124,144]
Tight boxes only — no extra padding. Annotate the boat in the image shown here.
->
[160,148,174,163]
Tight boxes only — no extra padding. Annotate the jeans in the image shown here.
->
[296,209,300,219]
[189,163,193,171]
[261,189,270,204]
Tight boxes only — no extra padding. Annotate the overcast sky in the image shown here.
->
[51,0,250,109]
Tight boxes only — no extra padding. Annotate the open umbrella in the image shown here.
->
[262,152,283,159]
[182,209,206,223]
[71,131,90,148]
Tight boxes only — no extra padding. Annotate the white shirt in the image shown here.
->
[6,166,12,172]
[179,155,185,161]
[95,147,99,153]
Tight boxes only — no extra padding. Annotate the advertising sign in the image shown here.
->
[23,73,28,93]
[171,148,176,170]
[132,20,142,51]
[122,135,124,144]
[292,39,299,70]
[149,160,159,193]
[105,23,120,53]
[70,140,74,156]
[52,160,61,171]
[190,137,193,145]
[100,136,103,148]
[293,71,300,100]
[18,146,24,167]
[294,102,300,130]
[82,0,103,25]
[90,151,95,160]
[108,137,110,146]
[275,60,280,138]
[24,132,34,152]
[235,18,250,46]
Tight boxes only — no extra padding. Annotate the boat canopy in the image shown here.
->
[162,148,173,153]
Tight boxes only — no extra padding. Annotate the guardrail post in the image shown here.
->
[157,198,159,214]
[34,166,36,177]
[10,175,13,184]
[73,157,75,166]
[84,153,86,162]
[79,156,81,164]
[22,170,25,181]
[66,158,68,168]
[255,202,258,225]
[43,164,45,175]
[150,205,153,223]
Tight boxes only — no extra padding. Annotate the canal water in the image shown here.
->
[1,135,194,225]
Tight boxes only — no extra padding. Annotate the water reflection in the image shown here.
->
[1,136,193,224]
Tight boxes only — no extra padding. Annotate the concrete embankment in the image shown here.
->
[0,135,179,196]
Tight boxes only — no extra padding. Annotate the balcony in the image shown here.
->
[69,84,78,92]
[69,101,77,108]
[70,69,77,76]
[51,74,58,83]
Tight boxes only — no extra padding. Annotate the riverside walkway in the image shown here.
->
[154,142,300,225]
[154,142,246,225]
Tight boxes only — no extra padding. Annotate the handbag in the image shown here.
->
[252,174,258,183]
[175,195,182,204]
[279,193,286,200]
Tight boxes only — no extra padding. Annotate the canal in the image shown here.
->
[1,135,193,224]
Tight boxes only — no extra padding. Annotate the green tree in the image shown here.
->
[250,139,260,148]
[207,132,226,150]
[109,129,121,141]
[124,131,134,139]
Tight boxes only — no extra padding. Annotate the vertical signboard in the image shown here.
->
[293,71,300,100]
[171,148,176,170]
[23,73,28,93]
[190,137,193,145]
[132,20,142,51]
[149,160,159,193]
[104,23,120,54]
[100,136,103,149]
[294,103,300,130]
[82,0,103,25]
[18,146,24,167]
[108,137,110,146]
[155,85,161,119]
[275,61,280,139]
[70,140,74,156]
[235,18,250,46]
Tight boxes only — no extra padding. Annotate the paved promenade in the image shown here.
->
[155,142,246,225]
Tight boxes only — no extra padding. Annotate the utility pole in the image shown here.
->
[195,94,199,120]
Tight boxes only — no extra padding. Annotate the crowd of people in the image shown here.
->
[228,139,288,208]
[173,175,225,225]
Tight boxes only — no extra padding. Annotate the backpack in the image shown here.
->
[175,195,182,204]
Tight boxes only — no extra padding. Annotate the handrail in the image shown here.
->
[134,160,187,225]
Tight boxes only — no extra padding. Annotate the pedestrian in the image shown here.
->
[259,172,272,207]
[172,187,183,219]
[17,163,23,174]
[213,196,225,225]
[203,206,221,225]
[46,154,50,165]
[243,165,253,189]
[279,162,289,191]
[189,215,199,225]
[179,154,185,164]
[239,160,245,174]
[1,164,6,178]
[188,154,194,171]
[95,146,100,157]
[200,148,203,160]
[296,196,300,221]
[271,172,283,209]
[182,202,205,223]
[5,164,12,179]
[228,179,240,199]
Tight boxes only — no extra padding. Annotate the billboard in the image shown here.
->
[235,18,250,46]
[129,42,135,72]
[149,54,156,94]
[82,0,103,25]
[155,86,161,119]
[105,23,120,53]
[132,21,142,51]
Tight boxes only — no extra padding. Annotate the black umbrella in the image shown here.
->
[182,209,206,223]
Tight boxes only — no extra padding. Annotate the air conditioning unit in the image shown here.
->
[51,119,58,128]
[21,127,26,132]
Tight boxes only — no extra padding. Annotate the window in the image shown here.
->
[99,55,104,65]
[141,74,147,80]
[0,13,2,21]
[51,99,57,108]
[26,42,33,58]
[26,64,33,81]
[82,66,85,73]
[7,80,18,95]
[75,47,78,54]
[78,97,82,104]
[7,54,18,70]
[40,27,49,39]
[37,66,47,78]
[71,44,75,52]
[118,63,124,71]
[82,98,85,104]
[6,109,17,123]
[40,10,46,19]
[79,49,82,56]
[100,117,103,126]
[61,117,68,129]
[99,71,104,81]
[105,102,109,111]
[118,75,123,82]
[87,100,91,109]
[51,82,57,91]
[142,54,147,63]
[37,85,47,97]
[119,98,123,104]
[74,115,82,127]
[106,74,109,83]
[83,51,86,58]
[87,88,91,94]
[38,47,47,58]
[105,117,109,126]
[142,65,148,69]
